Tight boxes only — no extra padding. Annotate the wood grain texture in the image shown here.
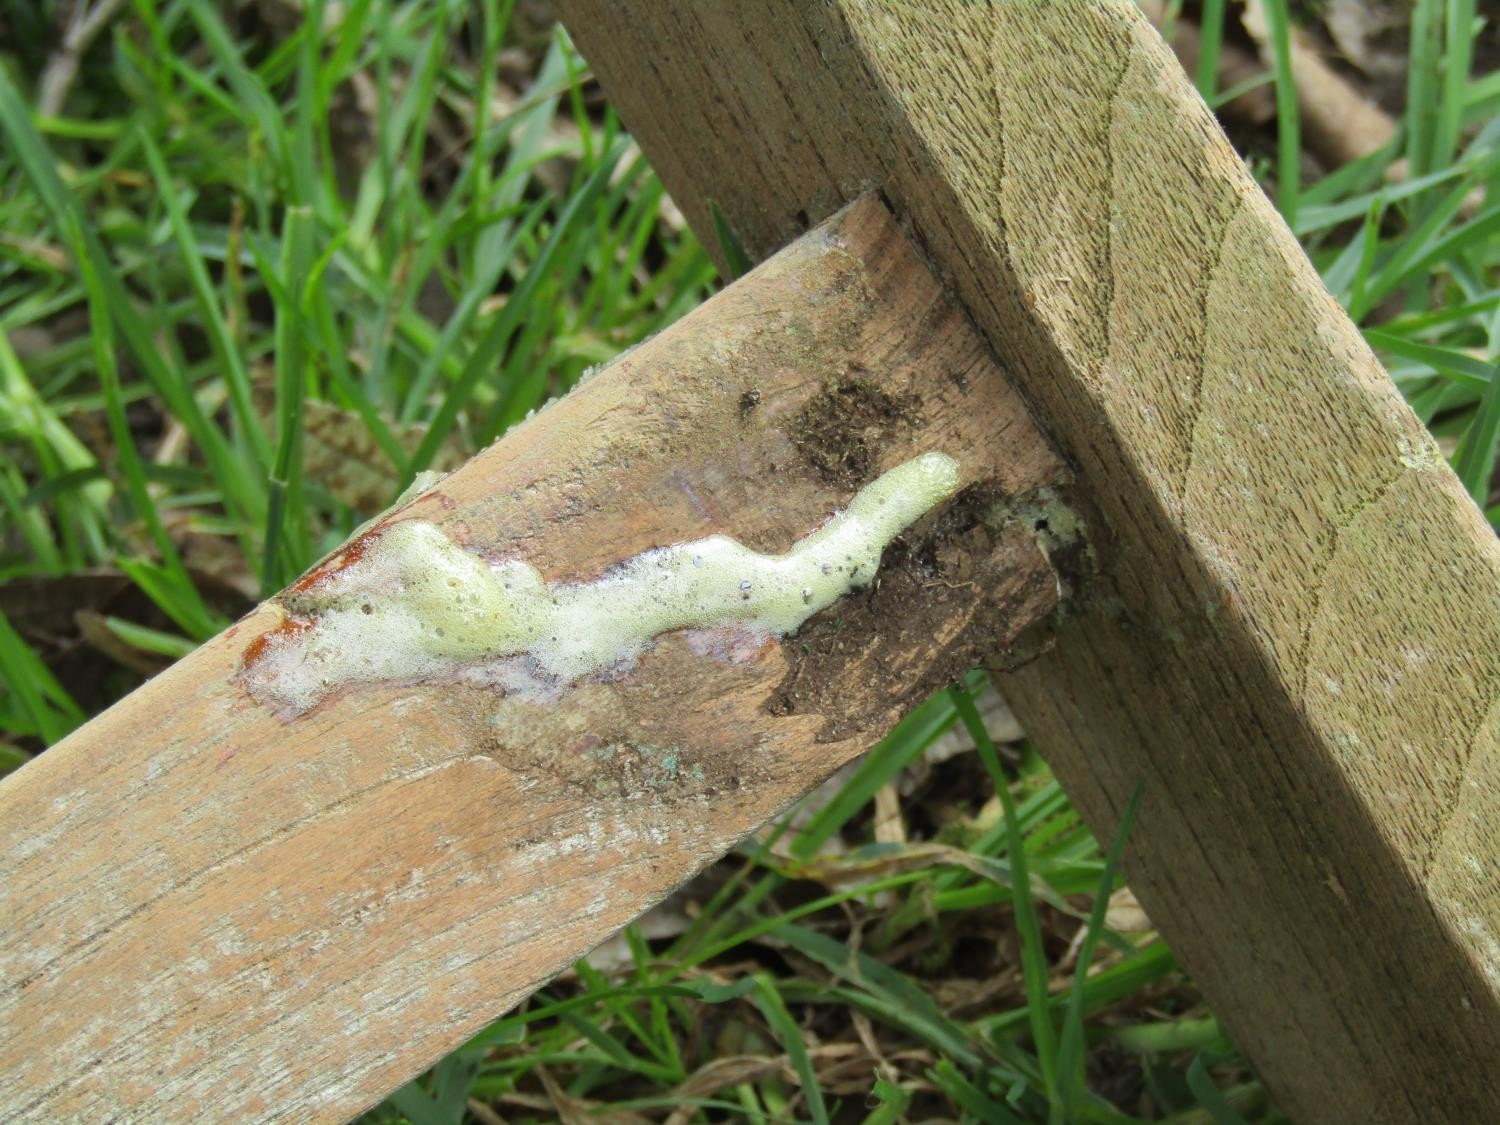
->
[552,2,1500,1120]
[0,199,1063,1122]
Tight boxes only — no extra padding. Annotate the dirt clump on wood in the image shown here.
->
[769,481,1058,739]
[790,371,922,487]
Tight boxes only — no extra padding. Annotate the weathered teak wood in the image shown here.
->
[0,199,1063,1121]
[551,2,1500,1121]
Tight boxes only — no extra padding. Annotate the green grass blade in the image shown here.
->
[1295,165,1466,237]
[1330,197,1385,312]
[395,193,549,427]
[1187,1052,1254,1125]
[752,974,830,1125]
[709,199,754,281]
[950,684,1058,1108]
[1365,329,1494,390]
[72,218,218,639]
[975,939,1178,1036]
[0,468,64,573]
[263,206,317,593]
[412,140,627,470]
[1196,0,1226,103]
[928,1059,1025,1125]
[1407,0,1445,178]
[293,0,337,221]
[0,332,110,564]
[572,957,678,1076]
[430,1046,484,1124]
[1261,0,1300,230]
[861,1078,912,1125]
[1056,781,1145,1121]
[462,984,700,1051]
[552,1009,679,1084]
[1112,1015,1223,1053]
[0,742,32,777]
[474,29,574,270]
[383,1079,458,1125]
[1299,134,1402,208]
[1209,71,1276,111]
[772,924,984,1071]
[185,0,296,194]
[793,679,966,858]
[1365,201,1500,315]
[138,129,271,474]
[100,617,198,660]
[0,65,265,531]
[1452,357,1500,504]
[0,608,85,745]
[1433,0,1477,173]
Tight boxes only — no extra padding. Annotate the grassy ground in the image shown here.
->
[0,1,1496,1121]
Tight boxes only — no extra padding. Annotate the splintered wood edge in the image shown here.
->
[553,2,1500,1121]
[0,198,1064,1122]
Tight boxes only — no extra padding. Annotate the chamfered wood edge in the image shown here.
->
[554,2,1500,1120]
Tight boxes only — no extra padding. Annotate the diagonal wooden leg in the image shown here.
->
[552,2,1500,1121]
[0,198,1065,1122]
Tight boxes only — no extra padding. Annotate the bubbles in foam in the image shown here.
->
[240,452,962,714]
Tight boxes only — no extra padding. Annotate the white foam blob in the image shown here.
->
[241,451,962,714]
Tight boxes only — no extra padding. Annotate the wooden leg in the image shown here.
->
[554,2,1500,1120]
[0,198,1064,1122]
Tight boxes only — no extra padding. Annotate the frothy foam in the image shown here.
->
[241,452,962,713]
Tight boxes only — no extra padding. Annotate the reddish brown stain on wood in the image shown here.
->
[239,615,313,671]
[288,527,384,595]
